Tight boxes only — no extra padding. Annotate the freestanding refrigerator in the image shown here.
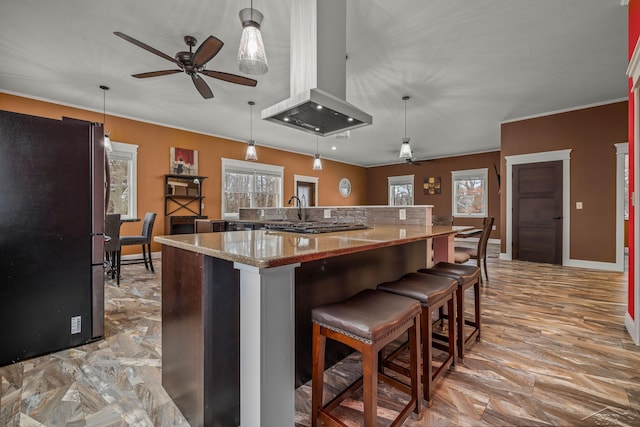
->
[0,110,105,366]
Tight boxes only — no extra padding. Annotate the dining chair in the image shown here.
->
[195,219,214,233]
[455,216,495,282]
[120,212,157,272]
[104,213,121,286]
[432,215,454,226]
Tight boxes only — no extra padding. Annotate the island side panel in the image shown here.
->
[162,245,240,427]
[294,240,427,386]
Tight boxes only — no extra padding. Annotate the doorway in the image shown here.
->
[294,175,319,207]
[504,149,571,264]
[512,161,563,264]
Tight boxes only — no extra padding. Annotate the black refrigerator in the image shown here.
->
[0,110,105,366]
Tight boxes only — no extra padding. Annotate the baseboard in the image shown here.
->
[499,252,511,260]
[625,312,640,345]
[564,258,623,272]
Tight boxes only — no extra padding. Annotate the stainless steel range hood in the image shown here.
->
[261,0,372,137]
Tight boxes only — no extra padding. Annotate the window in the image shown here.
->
[222,158,284,219]
[107,141,138,220]
[451,168,488,217]
[388,175,414,206]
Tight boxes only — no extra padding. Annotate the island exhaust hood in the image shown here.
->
[261,0,372,137]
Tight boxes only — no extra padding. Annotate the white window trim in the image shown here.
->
[387,174,414,206]
[109,141,138,220]
[294,175,319,207]
[221,158,284,219]
[615,142,628,272]
[451,168,488,218]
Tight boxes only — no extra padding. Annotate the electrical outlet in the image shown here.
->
[576,201,583,210]
[260,209,265,217]
[71,316,81,334]
[324,209,331,219]
[399,209,406,220]
[492,225,496,230]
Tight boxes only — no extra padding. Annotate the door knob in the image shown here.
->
[552,216,562,220]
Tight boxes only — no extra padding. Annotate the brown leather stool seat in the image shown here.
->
[311,289,422,427]
[378,272,457,406]
[419,262,481,362]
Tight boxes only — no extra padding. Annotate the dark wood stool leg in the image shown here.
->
[449,295,457,366]
[423,306,433,405]
[409,318,422,417]
[311,323,326,427]
[362,346,377,426]
[456,285,465,361]
[474,280,481,341]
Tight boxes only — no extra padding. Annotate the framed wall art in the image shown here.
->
[170,147,198,175]
[423,176,441,195]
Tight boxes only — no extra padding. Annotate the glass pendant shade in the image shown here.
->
[398,95,413,159]
[245,140,258,161]
[399,137,412,159]
[245,101,258,161]
[238,7,268,75]
[312,154,323,170]
[100,85,113,153]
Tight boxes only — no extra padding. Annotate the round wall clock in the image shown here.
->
[339,177,351,197]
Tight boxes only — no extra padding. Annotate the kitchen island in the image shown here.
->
[156,222,468,427]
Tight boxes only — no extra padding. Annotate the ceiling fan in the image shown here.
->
[405,157,422,166]
[114,32,257,99]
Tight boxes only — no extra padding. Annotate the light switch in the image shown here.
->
[576,201,583,210]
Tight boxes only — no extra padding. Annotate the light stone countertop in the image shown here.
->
[155,224,470,268]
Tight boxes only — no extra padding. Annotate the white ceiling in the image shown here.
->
[0,0,628,167]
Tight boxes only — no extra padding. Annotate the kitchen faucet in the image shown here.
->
[288,195,302,221]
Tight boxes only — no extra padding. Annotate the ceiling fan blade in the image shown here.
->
[132,69,182,78]
[191,74,214,99]
[200,70,257,87]
[192,36,224,68]
[114,32,181,66]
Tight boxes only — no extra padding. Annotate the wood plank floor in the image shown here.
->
[2,245,639,426]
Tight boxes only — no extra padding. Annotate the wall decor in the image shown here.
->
[170,147,198,175]
[423,176,441,195]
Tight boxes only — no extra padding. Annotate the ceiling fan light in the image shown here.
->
[238,8,268,75]
[245,140,258,161]
[399,137,412,159]
[312,154,323,170]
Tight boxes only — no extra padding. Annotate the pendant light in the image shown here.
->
[238,0,268,75]
[245,101,258,161]
[312,136,322,170]
[398,95,412,159]
[100,85,113,153]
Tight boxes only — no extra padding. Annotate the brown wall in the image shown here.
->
[366,151,501,239]
[501,101,628,263]
[0,93,367,253]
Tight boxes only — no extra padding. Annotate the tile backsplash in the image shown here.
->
[239,206,432,226]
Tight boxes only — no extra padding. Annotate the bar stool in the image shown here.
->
[377,272,457,406]
[419,263,481,362]
[311,289,422,427]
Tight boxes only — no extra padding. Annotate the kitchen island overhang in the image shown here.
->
[156,223,469,427]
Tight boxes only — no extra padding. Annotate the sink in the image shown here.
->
[264,221,369,234]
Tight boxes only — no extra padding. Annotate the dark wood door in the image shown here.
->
[513,161,563,264]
